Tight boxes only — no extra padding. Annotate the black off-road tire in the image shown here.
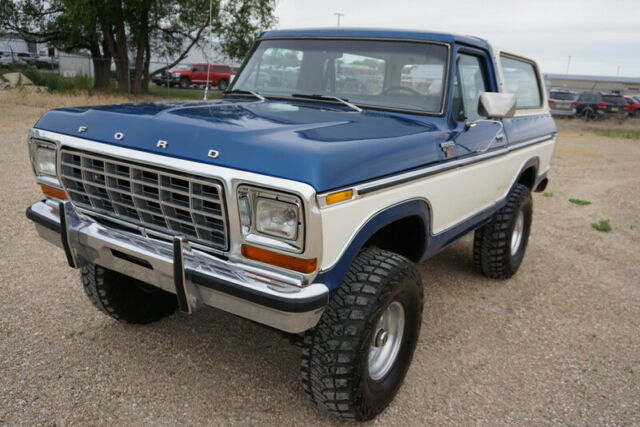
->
[179,77,190,89]
[217,79,228,91]
[81,264,178,324]
[474,183,533,279]
[301,248,423,421]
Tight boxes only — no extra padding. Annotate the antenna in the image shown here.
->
[203,0,213,100]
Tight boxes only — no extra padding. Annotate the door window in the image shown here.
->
[452,53,488,121]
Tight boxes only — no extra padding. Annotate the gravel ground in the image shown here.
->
[1,93,639,426]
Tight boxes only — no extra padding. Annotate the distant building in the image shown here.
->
[544,73,640,95]
[0,32,53,57]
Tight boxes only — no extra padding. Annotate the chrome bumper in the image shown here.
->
[26,200,328,333]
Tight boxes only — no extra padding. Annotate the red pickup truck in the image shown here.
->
[153,63,235,90]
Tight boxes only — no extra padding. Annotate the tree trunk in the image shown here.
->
[91,55,111,90]
[89,42,111,90]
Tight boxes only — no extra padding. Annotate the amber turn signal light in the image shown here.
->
[241,244,317,274]
[40,184,68,200]
[325,189,354,205]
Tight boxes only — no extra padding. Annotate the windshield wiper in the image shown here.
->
[291,93,363,113]
[224,89,265,101]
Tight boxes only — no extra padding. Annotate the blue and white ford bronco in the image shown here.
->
[26,28,556,420]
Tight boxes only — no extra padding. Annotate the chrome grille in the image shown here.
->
[59,149,228,251]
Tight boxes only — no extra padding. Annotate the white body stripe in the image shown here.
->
[319,138,555,271]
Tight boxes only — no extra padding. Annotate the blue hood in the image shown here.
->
[35,98,450,192]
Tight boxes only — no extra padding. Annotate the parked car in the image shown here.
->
[623,96,640,117]
[152,63,234,90]
[25,28,556,421]
[547,89,578,117]
[575,92,627,120]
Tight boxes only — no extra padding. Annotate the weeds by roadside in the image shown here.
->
[594,129,640,140]
[569,199,592,206]
[543,192,554,197]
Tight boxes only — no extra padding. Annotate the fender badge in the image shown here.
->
[207,149,220,159]
[114,132,124,141]
[78,126,87,133]
[157,140,168,149]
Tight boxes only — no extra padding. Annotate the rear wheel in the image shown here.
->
[81,264,178,324]
[301,248,423,421]
[474,183,533,279]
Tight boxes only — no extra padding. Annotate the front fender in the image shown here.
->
[315,199,430,294]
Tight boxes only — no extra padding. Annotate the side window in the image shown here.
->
[500,55,542,108]
[194,65,207,72]
[452,53,489,121]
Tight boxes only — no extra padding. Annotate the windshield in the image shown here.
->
[174,64,192,70]
[550,92,576,101]
[232,39,449,113]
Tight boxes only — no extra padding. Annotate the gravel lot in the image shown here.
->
[1,93,639,426]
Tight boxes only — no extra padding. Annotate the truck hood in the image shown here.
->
[34,98,449,192]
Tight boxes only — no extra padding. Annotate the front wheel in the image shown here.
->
[217,79,228,91]
[301,248,423,421]
[474,183,533,279]
[179,77,190,89]
[81,264,178,324]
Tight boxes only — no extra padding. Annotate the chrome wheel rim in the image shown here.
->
[511,210,524,256]
[368,301,405,381]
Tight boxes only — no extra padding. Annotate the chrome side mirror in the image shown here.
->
[479,92,517,118]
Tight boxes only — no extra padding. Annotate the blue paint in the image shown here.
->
[260,28,491,51]
[35,98,449,192]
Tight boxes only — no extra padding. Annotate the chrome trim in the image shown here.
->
[237,185,305,253]
[238,36,452,117]
[30,129,323,284]
[58,148,229,252]
[28,200,327,333]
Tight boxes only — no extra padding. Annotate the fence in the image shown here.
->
[1,53,232,98]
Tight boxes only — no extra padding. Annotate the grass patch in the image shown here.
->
[542,192,554,197]
[148,86,221,100]
[1,67,92,93]
[594,129,640,140]
[591,220,612,232]
[569,198,592,206]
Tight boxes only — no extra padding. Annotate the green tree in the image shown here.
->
[0,0,276,93]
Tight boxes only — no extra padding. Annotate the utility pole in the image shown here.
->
[334,12,344,27]
[563,55,571,88]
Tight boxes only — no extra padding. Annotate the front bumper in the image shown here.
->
[26,200,328,333]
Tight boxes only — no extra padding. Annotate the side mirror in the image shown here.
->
[478,92,517,118]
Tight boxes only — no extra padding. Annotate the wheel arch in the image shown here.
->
[315,198,430,294]
[514,157,539,192]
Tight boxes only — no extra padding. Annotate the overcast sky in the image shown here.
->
[272,0,640,77]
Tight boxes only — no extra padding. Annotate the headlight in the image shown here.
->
[237,185,304,252]
[29,140,57,177]
[256,198,298,240]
